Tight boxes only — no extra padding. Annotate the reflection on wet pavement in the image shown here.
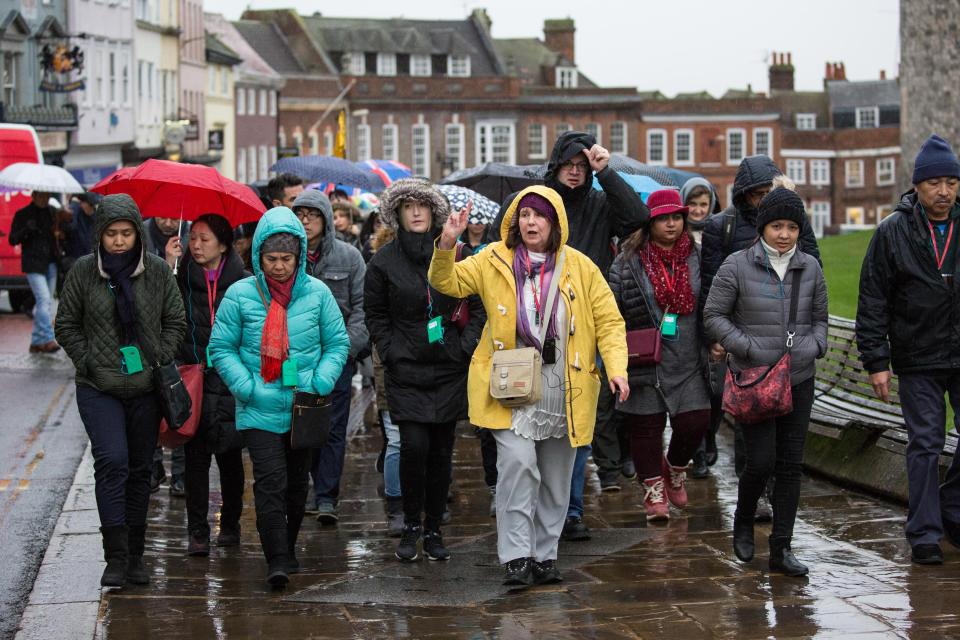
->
[100,418,960,639]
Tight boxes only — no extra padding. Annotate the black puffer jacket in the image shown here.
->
[55,195,186,398]
[488,131,648,276]
[700,156,821,304]
[856,191,960,374]
[9,202,57,273]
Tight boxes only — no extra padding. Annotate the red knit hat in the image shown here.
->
[646,189,689,220]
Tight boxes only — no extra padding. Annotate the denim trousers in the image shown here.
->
[310,360,355,506]
[566,445,591,519]
[382,410,401,498]
[25,262,56,345]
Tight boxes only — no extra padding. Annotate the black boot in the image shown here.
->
[261,529,289,588]
[690,450,709,479]
[733,516,755,562]
[769,536,809,577]
[126,525,150,585]
[100,525,128,587]
[287,525,301,574]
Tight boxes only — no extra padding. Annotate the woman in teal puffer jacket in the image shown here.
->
[209,206,349,588]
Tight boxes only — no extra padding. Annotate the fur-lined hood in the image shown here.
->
[378,178,450,231]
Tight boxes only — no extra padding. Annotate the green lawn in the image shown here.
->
[819,230,874,319]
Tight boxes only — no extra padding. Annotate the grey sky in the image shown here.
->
[211,0,899,97]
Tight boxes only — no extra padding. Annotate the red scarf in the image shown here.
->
[260,274,296,383]
[639,233,695,315]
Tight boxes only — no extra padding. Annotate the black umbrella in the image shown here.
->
[529,154,700,188]
[441,163,543,204]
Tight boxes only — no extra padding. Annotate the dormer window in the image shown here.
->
[345,52,365,75]
[376,53,396,77]
[410,54,432,77]
[447,54,470,77]
[855,106,879,129]
[556,66,577,89]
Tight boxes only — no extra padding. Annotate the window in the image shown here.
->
[674,129,694,166]
[236,87,245,115]
[146,62,154,100]
[323,131,334,156]
[527,124,546,159]
[2,53,16,106]
[208,65,215,93]
[810,201,830,238]
[753,127,773,157]
[555,123,571,138]
[247,145,257,184]
[269,91,276,116]
[220,67,227,95]
[646,129,666,165]
[846,206,866,226]
[258,146,268,181]
[476,121,515,164]
[94,49,103,105]
[445,123,465,172]
[855,106,879,129]
[585,123,601,145]
[609,122,627,155]
[292,131,303,154]
[347,52,365,75]
[278,127,286,148]
[356,124,371,162]
[382,124,398,161]
[108,52,116,104]
[376,53,396,76]
[412,123,430,177]
[845,160,864,188]
[410,54,431,77]
[796,113,816,130]
[308,131,319,155]
[786,159,806,185]
[810,159,830,185]
[237,147,246,183]
[726,128,745,164]
[556,66,577,89]
[121,52,130,106]
[259,89,267,115]
[876,157,896,186]
[247,89,255,116]
[447,55,470,77]
[877,204,894,221]
[270,146,277,169]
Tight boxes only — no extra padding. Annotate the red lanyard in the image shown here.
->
[524,252,548,325]
[658,257,677,294]
[204,262,225,327]
[929,220,955,271]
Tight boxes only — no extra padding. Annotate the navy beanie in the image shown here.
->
[756,187,807,232]
[913,134,960,184]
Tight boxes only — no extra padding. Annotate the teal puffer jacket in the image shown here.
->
[208,207,349,434]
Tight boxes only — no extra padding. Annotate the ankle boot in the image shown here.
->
[286,526,301,574]
[261,529,289,588]
[126,525,150,585]
[100,525,129,587]
[733,516,755,562]
[769,536,809,576]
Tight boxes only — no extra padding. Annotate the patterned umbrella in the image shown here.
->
[272,155,383,192]
[356,159,411,188]
[436,184,500,225]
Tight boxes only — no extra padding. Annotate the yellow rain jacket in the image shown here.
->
[428,185,627,447]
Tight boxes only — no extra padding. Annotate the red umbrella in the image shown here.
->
[90,159,265,227]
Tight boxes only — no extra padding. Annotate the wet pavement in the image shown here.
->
[14,363,960,638]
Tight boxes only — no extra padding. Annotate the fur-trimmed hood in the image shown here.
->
[378,178,450,231]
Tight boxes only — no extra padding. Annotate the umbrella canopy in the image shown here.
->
[593,172,665,203]
[531,155,704,189]
[356,159,411,188]
[0,162,84,194]
[272,155,384,192]
[90,159,265,226]
[440,162,542,205]
[436,184,500,226]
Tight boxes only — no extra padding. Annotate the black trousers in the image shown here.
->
[591,368,629,475]
[184,435,245,538]
[478,428,498,488]
[241,429,310,560]
[398,420,456,530]
[76,384,159,528]
[736,377,814,541]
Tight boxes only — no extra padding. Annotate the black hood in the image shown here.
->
[731,155,782,211]
[544,130,596,201]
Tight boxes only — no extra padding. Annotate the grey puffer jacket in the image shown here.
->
[294,189,368,359]
[703,240,828,385]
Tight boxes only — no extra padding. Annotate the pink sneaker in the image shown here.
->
[662,456,688,508]
[642,476,670,522]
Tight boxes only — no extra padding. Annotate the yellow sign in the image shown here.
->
[334,110,346,159]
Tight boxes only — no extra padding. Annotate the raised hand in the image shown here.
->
[587,144,610,172]
[439,201,471,250]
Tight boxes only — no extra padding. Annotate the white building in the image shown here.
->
[127,0,179,162]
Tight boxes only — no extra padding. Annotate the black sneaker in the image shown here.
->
[395,524,421,562]
[560,516,591,542]
[621,460,637,480]
[912,543,944,565]
[422,530,450,561]
[690,451,710,479]
[599,472,621,493]
[532,559,563,585]
[502,557,534,586]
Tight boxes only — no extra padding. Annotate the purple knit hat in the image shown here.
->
[516,192,558,224]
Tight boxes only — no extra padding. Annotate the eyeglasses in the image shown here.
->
[561,161,589,174]
[294,208,323,221]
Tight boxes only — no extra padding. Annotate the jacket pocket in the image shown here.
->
[322,270,350,317]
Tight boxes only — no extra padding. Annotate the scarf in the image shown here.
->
[398,227,437,266]
[513,243,560,351]
[101,244,141,344]
[639,232,695,315]
[260,273,296,383]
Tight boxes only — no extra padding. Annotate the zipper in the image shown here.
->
[559,279,576,440]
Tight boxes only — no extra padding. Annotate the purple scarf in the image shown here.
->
[513,243,561,350]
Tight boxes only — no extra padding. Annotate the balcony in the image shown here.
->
[0,103,78,130]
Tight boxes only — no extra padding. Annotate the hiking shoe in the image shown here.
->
[560,516,591,541]
[503,557,534,586]
[316,502,338,525]
[621,460,637,480]
[912,543,944,565]
[532,559,562,585]
[661,456,688,508]
[187,533,210,557]
[642,476,670,522]
[599,471,621,492]
[422,530,451,561]
[395,524,421,562]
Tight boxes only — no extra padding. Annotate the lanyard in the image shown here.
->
[524,251,548,325]
[204,261,225,327]
[658,257,677,294]
[929,220,955,271]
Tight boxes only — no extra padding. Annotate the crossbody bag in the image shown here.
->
[623,255,664,367]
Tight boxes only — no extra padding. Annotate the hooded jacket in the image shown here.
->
[856,191,960,374]
[428,185,628,447]
[208,207,350,434]
[364,179,487,424]
[294,189,369,359]
[700,156,820,304]
[55,194,187,398]
[9,201,57,273]
[487,131,648,276]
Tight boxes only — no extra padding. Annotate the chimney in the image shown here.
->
[471,8,492,33]
[768,50,795,92]
[544,18,575,64]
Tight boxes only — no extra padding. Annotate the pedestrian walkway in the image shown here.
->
[17,406,960,639]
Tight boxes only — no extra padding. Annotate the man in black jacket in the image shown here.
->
[857,134,960,566]
[9,191,60,353]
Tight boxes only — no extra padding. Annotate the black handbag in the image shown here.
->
[290,391,332,450]
[140,338,192,431]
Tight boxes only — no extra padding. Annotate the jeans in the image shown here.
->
[398,420,456,530]
[25,263,56,345]
[899,371,960,545]
[382,411,401,498]
[736,377,814,541]
[184,435,244,538]
[154,444,186,477]
[566,445,591,519]
[310,360,355,506]
[75,384,159,528]
[624,409,712,479]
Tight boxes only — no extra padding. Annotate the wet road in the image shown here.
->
[0,311,88,640]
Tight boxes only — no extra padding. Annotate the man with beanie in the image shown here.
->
[292,188,368,524]
[857,133,960,566]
